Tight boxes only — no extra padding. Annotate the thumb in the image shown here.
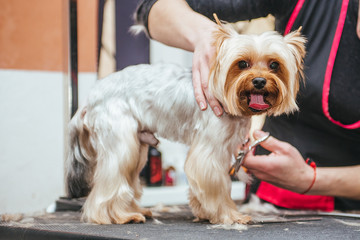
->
[253,130,286,153]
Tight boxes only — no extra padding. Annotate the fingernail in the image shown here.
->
[214,107,222,116]
[199,102,206,110]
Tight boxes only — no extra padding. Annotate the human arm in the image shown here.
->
[243,130,360,200]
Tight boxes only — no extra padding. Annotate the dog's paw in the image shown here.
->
[193,217,208,223]
[139,208,153,218]
[235,215,252,224]
[211,212,252,225]
[227,212,252,225]
[227,210,252,225]
[112,213,146,224]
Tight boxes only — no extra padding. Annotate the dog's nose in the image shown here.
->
[252,77,266,89]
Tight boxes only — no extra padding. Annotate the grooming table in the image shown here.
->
[1,199,360,240]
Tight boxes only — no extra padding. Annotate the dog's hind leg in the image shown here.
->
[129,143,152,218]
[66,107,95,199]
[81,105,147,224]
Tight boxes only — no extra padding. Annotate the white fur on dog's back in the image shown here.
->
[85,63,220,145]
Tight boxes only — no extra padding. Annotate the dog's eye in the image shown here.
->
[269,61,280,71]
[238,60,249,69]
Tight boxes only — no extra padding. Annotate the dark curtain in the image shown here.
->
[115,0,149,70]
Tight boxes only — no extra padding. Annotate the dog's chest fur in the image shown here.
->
[85,63,250,146]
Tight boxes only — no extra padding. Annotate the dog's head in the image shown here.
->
[209,16,306,117]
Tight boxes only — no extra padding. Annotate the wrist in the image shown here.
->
[148,0,214,51]
[186,15,218,51]
[300,158,317,195]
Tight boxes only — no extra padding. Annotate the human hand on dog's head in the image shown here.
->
[242,130,314,194]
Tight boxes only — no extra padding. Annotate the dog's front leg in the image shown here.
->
[185,135,251,224]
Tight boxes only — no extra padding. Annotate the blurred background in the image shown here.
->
[0,0,273,214]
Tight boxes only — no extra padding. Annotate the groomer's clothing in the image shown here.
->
[136,0,360,210]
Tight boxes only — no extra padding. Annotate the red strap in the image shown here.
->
[256,182,334,211]
[301,158,317,194]
[284,0,305,35]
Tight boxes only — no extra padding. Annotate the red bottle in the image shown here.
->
[147,147,162,186]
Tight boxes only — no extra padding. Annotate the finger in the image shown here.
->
[242,150,272,170]
[204,89,223,116]
[252,130,289,154]
[192,68,207,111]
[200,64,223,116]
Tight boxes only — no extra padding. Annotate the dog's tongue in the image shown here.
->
[249,94,270,110]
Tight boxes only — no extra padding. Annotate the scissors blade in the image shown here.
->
[229,151,244,176]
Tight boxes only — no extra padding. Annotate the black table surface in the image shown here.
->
[1,204,360,240]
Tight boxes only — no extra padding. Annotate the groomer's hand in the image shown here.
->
[243,130,314,193]
[191,27,224,117]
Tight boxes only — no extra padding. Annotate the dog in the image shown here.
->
[65,18,306,225]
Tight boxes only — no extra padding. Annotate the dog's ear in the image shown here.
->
[284,28,306,78]
[213,13,223,27]
[280,28,306,114]
[211,13,233,57]
[209,14,237,100]
[284,28,306,95]
[209,14,230,96]
[284,27,306,57]
[212,13,233,37]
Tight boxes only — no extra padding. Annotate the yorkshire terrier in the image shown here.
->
[65,17,306,224]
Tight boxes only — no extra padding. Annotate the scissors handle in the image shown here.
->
[248,132,270,151]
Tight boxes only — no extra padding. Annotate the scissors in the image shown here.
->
[229,132,270,177]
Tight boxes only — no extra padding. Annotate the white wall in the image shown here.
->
[150,40,193,68]
[0,69,96,214]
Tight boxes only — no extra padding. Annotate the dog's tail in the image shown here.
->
[65,107,95,198]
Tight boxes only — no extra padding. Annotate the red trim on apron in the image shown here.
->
[257,182,334,211]
[284,0,305,35]
[322,0,359,129]
[285,0,358,129]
